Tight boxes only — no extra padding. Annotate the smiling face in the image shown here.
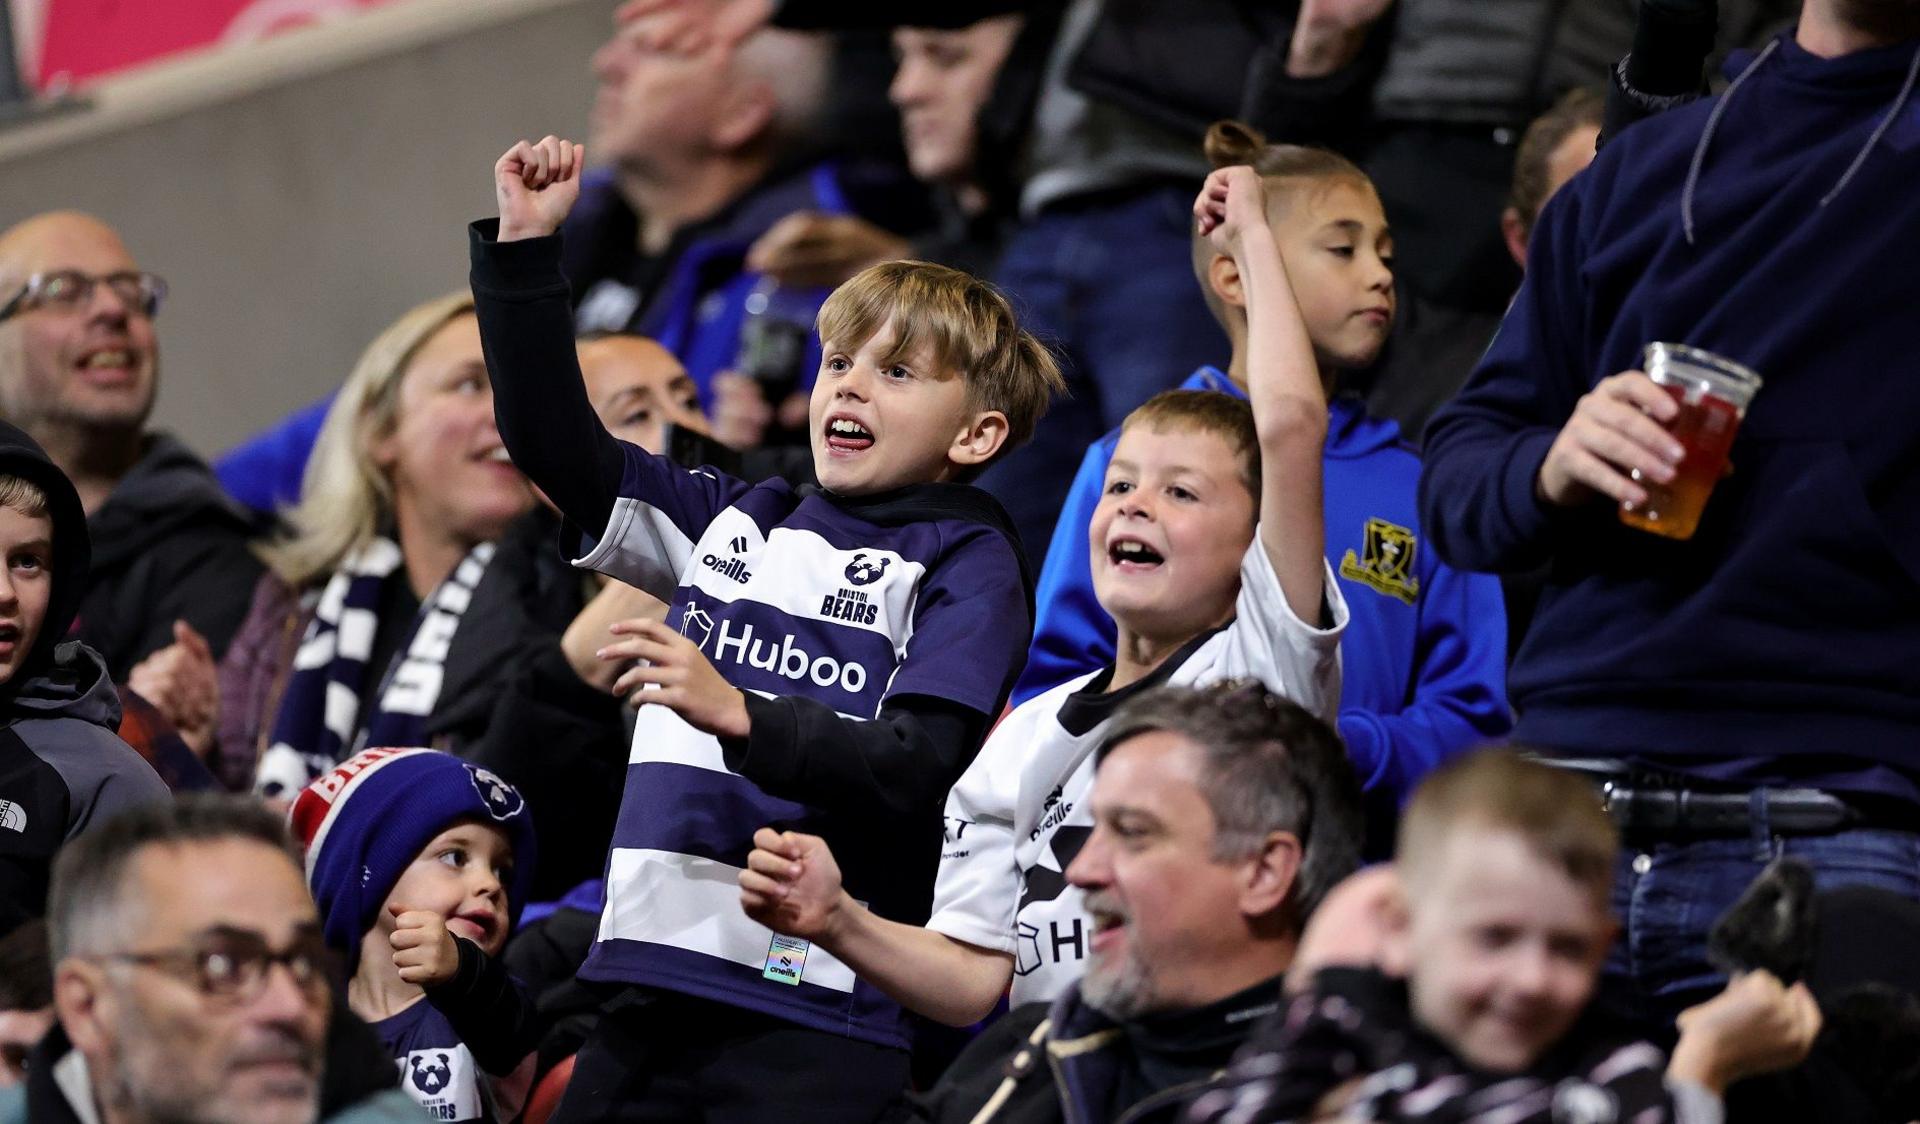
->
[371,313,531,553]
[1392,826,1614,1074]
[1265,177,1395,372]
[1068,730,1264,1018]
[381,821,515,957]
[1091,421,1256,646]
[578,334,705,453]
[809,316,994,495]
[0,213,159,441]
[889,17,1022,186]
[0,502,51,688]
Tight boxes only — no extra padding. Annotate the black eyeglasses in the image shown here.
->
[0,270,168,322]
[105,929,331,1005]
[0,1040,33,1082]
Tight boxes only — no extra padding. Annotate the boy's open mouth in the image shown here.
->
[824,415,875,454]
[1107,538,1165,571]
[450,910,500,945]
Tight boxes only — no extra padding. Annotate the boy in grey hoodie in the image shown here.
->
[0,418,166,939]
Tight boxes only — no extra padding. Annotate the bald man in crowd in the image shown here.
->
[0,213,260,682]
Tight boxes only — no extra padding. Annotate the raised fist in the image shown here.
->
[494,136,586,242]
[1194,165,1272,261]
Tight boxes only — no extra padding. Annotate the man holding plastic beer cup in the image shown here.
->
[1418,0,1920,1035]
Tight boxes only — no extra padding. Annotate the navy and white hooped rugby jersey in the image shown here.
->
[573,442,1031,1049]
[376,1001,491,1123]
[928,534,1347,1007]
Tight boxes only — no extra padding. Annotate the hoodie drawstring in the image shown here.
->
[1684,38,1920,245]
[1681,39,1780,245]
[1821,41,1920,208]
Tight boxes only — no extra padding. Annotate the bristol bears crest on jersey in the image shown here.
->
[410,1053,454,1096]
[375,1002,488,1122]
[569,443,1032,1049]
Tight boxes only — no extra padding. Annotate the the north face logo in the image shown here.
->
[0,799,24,833]
[409,1053,453,1095]
[844,553,891,587]
[465,765,524,821]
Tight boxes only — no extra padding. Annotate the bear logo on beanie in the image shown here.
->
[466,764,524,821]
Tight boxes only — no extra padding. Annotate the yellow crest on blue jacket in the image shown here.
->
[1340,517,1420,605]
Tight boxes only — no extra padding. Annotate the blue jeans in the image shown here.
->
[981,183,1229,565]
[1607,821,1920,1028]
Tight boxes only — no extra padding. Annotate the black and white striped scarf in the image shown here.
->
[254,538,494,798]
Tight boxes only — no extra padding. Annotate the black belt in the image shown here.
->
[1543,758,1920,838]
[1598,782,1861,836]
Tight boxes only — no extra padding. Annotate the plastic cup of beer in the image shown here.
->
[1619,343,1762,540]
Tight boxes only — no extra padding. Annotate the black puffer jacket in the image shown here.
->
[441,507,632,902]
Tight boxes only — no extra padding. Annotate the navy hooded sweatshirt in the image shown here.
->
[1420,31,1920,798]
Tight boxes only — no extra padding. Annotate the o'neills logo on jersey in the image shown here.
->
[703,553,752,584]
[700,618,869,693]
[1029,785,1074,841]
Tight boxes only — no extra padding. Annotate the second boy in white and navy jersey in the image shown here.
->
[473,134,1065,1121]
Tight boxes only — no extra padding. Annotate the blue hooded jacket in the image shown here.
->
[1015,368,1509,800]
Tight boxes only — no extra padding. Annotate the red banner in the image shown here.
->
[34,0,399,90]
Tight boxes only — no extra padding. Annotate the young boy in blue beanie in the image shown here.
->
[292,746,540,1123]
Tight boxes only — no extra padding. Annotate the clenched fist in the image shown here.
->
[495,136,586,243]
[389,905,462,987]
[738,827,850,943]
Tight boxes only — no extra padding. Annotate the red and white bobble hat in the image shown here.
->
[289,746,535,971]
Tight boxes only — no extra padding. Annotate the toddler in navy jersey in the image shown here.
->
[467,136,1066,1121]
[292,746,540,1123]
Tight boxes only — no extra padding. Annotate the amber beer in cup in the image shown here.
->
[1619,343,1762,540]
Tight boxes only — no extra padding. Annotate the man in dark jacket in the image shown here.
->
[0,419,167,939]
[0,212,261,681]
[900,681,1363,1124]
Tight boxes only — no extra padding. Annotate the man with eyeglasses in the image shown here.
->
[0,211,261,691]
[0,794,420,1123]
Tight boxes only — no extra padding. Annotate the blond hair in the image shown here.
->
[1119,390,1260,499]
[816,260,1064,460]
[1397,750,1617,903]
[0,474,48,519]
[258,293,475,589]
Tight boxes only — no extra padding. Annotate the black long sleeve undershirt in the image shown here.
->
[469,220,625,538]
[724,693,988,822]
